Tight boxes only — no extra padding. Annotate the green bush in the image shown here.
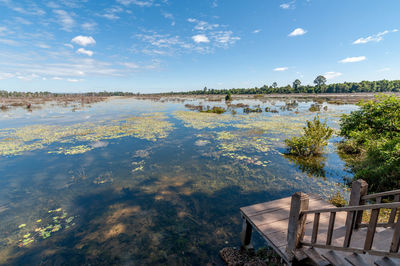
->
[200,106,226,114]
[339,94,400,192]
[285,116,333,157]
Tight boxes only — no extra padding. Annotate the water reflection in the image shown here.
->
[0,97,356,265]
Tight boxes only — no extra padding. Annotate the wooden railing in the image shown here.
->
[287,180,400,259]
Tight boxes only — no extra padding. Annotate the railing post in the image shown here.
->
[344,179,368,247]
[240,216,253,250]
[287,192,309,261]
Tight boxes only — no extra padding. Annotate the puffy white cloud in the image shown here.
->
[192,34,210,43]
[288,28,307,37]
[280,3,290,9]
[71,35,96,46]
[353,29,398,44]
[274,67,288,71]
[76,48,94,56]
[324,71,342,79]
[339,56,366,63]
[64,43,74,48]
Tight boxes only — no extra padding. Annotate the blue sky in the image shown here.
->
[0,0,399,93]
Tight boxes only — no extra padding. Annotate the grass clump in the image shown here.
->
[285,116,333,157]
[328,192,347,207]
[200,106,226,114]
[243,107,262,113]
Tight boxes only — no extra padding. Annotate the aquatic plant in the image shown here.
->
[0,113,174,156]
[285,116,333,157]
[200,106,226,114]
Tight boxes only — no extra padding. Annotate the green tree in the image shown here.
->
[339,94,400,192]
[285,116,333,157]
[225,92,232,101]
[272,82,278,89]
[293,79,301,90]
[314,75,327,87]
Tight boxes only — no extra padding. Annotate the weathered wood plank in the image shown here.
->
[322,250,351,266]
[388,194,399,225]
[326,212,336,246]
[364,208,380,250]
[302,247,330,266]
[240,217,253,250]
[362,189,400,200]
[390,212,400,253]
[287,192,309,260]
[345,252,369,266]
[312,213,320,244]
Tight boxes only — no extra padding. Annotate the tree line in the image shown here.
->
[183,78,400,95]
[0,91,137,97]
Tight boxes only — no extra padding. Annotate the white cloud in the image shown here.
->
[339,56,366,63]
[67,78,83,82]
[37,44,50,49]
[210,31,240,47]
[17,73,40,81]
[76,48,94,56]
[116,0,153,7]
[0,72,14,80]
[353,29,398,44]
[324,71,342,79]
[101,6,124,20]
[253,29,261,34]
[82,22,97,31]
[192,34,210,43]
[0,38,19,45]
[288,28,307,37]
[53,9,75,32]
[64,43,74,49]
[274,67,288,71]
[71,36,96,46]
[188,18,219,31]
[280,1,295,9]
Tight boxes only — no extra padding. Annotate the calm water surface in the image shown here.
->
[0,97,357,265]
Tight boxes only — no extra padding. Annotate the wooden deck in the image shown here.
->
[240,191,400,265]
[240,194,340,264]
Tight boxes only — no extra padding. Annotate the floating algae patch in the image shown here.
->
[0,113,174,156]
[174,110,239,129]
[16,208,75,247]
[173,110,304,135]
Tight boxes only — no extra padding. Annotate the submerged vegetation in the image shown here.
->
[285,116,333,157]
[0,113,173,156]
[339,94,400,193]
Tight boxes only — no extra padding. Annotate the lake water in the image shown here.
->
[0,97,357,265]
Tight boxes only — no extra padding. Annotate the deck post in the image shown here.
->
[240,216,253,250]
[287,192,309,261]
[344,179,368,247]
[351,179,368,229]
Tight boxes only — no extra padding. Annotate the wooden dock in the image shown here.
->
[239,180,400,265]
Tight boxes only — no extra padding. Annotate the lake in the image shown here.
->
[0,96,357,265]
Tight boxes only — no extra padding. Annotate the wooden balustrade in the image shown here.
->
[291,180,400,259]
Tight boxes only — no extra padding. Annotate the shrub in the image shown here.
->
[328,192,347,207]
[285,116,333,157]
[200,106,226,114]
[225,92,232,101]
[339,94,400,192]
